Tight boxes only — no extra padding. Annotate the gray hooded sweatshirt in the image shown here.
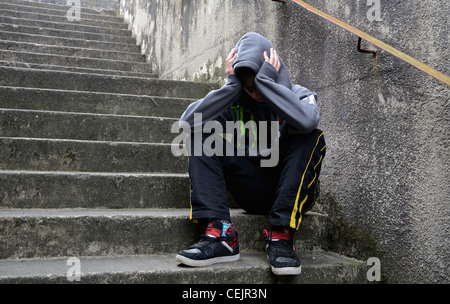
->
[180,32,319,157]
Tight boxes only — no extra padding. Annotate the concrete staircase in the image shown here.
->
[0,0,367,284]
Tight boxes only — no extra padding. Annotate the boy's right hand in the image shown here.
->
[263,48,281,72]
[226,48,238,75]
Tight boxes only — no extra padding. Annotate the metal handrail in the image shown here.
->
[275,0,450,86]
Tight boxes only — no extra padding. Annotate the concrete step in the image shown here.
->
[0,9,126,29]
[3,0,119,17]
[0,251,366,284]
[0,108,178,143]
[10,0,121,11]
[0,60,156,77]
[0,66,215,98]
[0,50,151,73]
[0,2,122,23]
[0,30,140,53]
[0,86,192,117]
[0,23,135,44]
[0,16,130,36]
[0,209,329,258]
[0,40,146,62]
[0,170,237,210]
[0,137,187,173]
[0,171,190,209]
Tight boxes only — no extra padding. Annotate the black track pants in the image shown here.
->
[188,129,326,230]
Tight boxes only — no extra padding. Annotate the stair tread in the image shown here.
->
[0,30,139,52]
[0,64,185,81]
[0,170,189,177]
[1,0,120,16]
[0,85,193,117]
[0,49,148,67]
[0,107,179,120]
[0,108,178,142]
[0,251,365,283]
[0,85,194,100]
[0,208,329,258]
[0,3,122,22]
[0,23,135,43]
[0,135,175,144]
[0,66,215,98]
[0,170,189,209]
[0,16,130,36]
[0,39,145,63]
[0,207,194,217]
[0,39,146,60]
[0,49,152,74]
[0,60,157,77]
[0,208,325,219]
[0,136,187,173]
[0,9,126,29]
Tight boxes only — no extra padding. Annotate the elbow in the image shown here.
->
[292,112,320,134]
[306,112,320,132]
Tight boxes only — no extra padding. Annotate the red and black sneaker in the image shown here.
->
[175,221,240,267]
[263,227,301,275]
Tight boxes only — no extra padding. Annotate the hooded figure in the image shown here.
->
[181,32,320,155]
[176,32,326,276]
[234,32,292,88]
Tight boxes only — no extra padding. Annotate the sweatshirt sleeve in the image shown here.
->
[254,62,320,134]
[179,74,242,129]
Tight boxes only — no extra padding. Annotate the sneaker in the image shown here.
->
[175,221,240,267]
[263,228,301,275]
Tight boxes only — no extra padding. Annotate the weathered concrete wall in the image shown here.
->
[120,0,449,283]
[120,0,283,82]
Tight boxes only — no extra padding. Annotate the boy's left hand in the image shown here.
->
[263,48,281,72]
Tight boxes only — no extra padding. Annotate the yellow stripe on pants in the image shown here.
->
[290,132,324,229]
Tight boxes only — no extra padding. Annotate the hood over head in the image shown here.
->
[233,32,292,90]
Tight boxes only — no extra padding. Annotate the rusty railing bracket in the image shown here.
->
[357,37,377,55]
[291,0,450,86]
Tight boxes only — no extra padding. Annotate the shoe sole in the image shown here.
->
[175,253,240,267]
[266,255,302,275]
[271,265,302,275]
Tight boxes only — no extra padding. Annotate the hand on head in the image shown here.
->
[226,48,238,75]
[263,48,281,72]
